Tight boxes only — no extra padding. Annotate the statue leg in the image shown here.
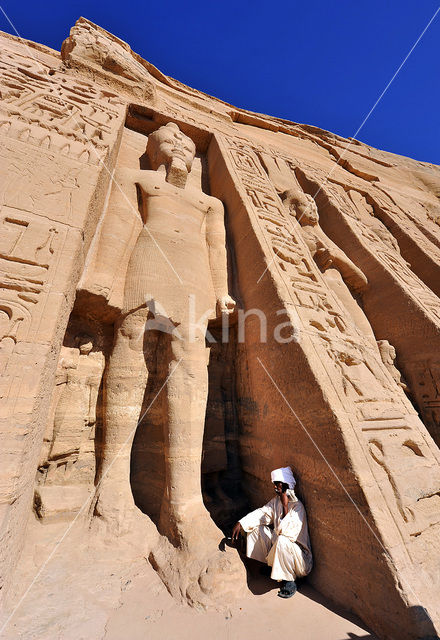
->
[158,328,221,548]
[93,312,150,533]
[150,327,246,606]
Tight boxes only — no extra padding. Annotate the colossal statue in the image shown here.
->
[92,123,236,551]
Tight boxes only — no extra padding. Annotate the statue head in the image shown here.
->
[146,122,196,173]
[296,193,319,226]
[281,190,319,226]
[377,339,396,364]
[76,334,93,355]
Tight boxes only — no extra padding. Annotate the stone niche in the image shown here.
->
[67,120,250,538]
[1,18,440,640]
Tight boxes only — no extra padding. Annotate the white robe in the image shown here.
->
[239,493,313,582]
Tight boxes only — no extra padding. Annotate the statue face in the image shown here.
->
[147,123,196,172]
[79,341,93,355]
[76,334,93,354]
[297,198,319,226]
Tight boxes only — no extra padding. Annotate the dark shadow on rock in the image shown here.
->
[228,538,379,638]
[202,321,250,536]
[216,537,277,596]
[241,556,279,596]
[407,605,439,639]
[130,328,170,528]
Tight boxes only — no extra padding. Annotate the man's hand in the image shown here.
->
[217,294,236,315]
[280,490,289,518]
[231,522,242,542]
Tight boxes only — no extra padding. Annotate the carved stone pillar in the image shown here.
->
[0,36,125,596]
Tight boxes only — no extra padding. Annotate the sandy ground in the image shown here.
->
[1,516,377,640]
[104,561,377,640]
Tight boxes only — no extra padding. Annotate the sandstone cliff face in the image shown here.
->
[1,18,440,640]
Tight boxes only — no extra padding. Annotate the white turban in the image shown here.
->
[271,466,296,489]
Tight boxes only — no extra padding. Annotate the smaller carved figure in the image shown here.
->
[377,339,409,393]
[281,189,376,343]
[348,190,401,253]
[47,334,104,464]
[0,307,22,376]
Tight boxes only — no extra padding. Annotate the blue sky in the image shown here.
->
[1,1,439,164]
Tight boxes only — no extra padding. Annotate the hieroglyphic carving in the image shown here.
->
[259,162,440,447]
[225,138,357,345]
[0,36,127,597]
[374,184,440,252]
[258,160,376,344]
[219,135,440,546]
[0,209,60,316]
[325,345,397,409]
[0,142,85,223]
[159,97,200,127]
[346,189,401,252]
[0,207,69,421]
[377,250,440,323]
[348,186,440,299]
[224,139,385,363]
[0,302,27,378]
[362,420,440,537]
[0,44,125,165]
[405,360,440,442]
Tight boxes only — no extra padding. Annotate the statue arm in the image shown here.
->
[87,379,100,426]
[87,355,104,425]
[84,169,140,299]
[206,199,235,313]
[314,230,368,293]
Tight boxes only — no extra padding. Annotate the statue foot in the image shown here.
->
[90,482,158,548]
[149,531,247,609]
[149,502,247,608]
[159,500,228,549]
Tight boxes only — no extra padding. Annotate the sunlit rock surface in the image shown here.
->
[1,18,440,640]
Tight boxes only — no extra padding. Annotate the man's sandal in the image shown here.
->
[277,580,297,598]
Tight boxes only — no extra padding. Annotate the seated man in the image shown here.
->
[232,467,313,598]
